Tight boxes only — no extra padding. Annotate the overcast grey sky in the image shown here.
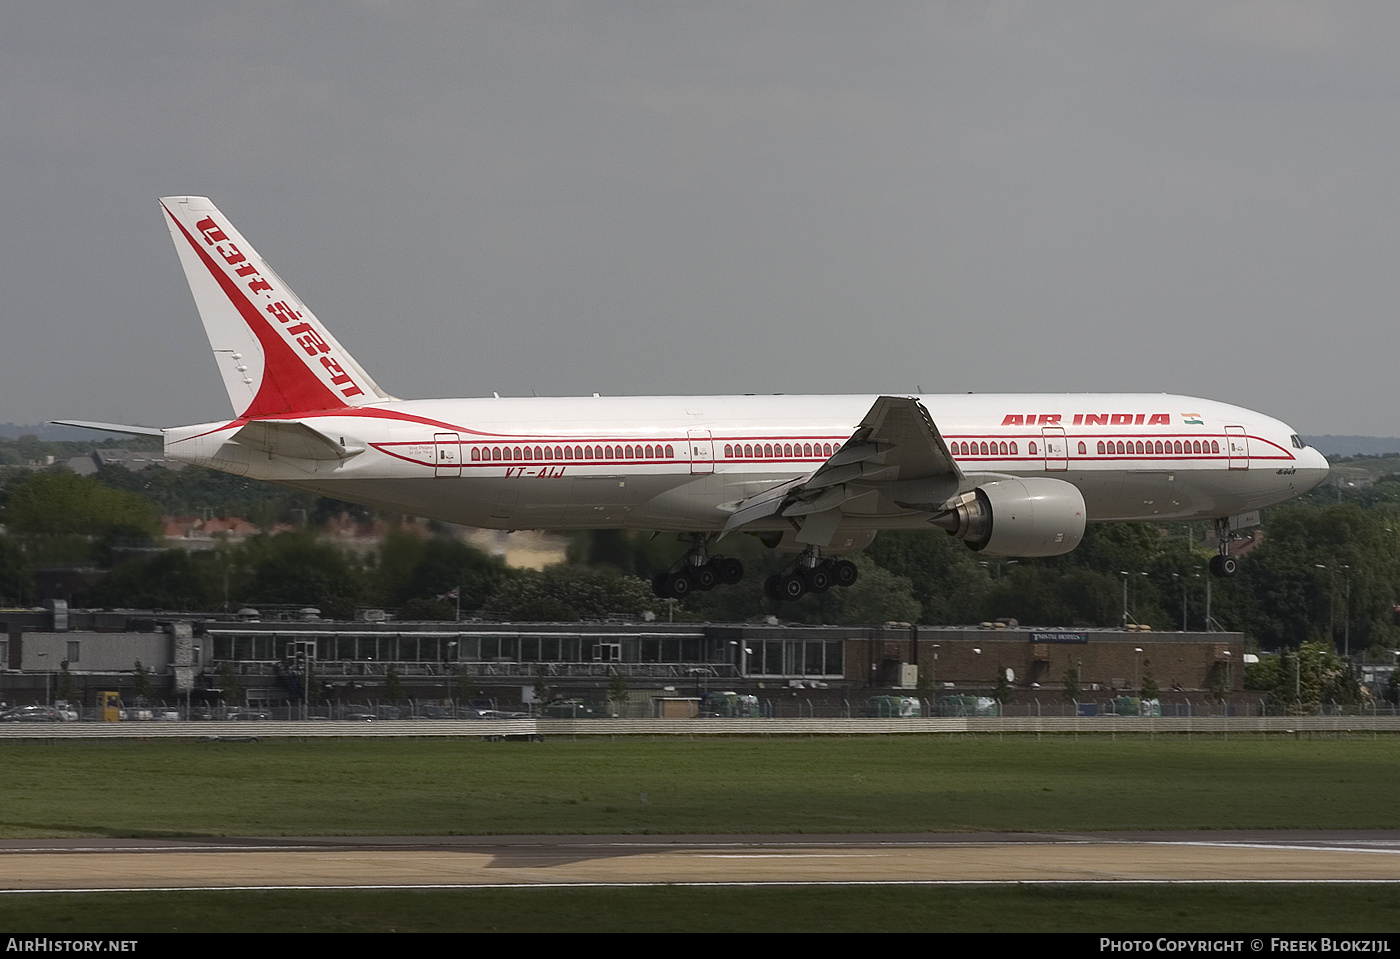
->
[4,2,1399,434]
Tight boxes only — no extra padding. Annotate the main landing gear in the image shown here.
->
[763,548,859,603]
[1209,518,1240,578]
[651,536,744,599]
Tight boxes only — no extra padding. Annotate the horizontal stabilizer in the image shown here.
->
[49,420,164,437]
[233,420,365,461]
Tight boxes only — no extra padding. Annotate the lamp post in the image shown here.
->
[1315,564,1353,657]
[36,651,49,706]
[1120,571,1147,627]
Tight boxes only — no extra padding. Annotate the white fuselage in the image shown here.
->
[164,391,1330,538]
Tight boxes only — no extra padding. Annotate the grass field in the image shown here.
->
[0,734,1396,836]
[3,885,1399,933]
[5,735,1397,932]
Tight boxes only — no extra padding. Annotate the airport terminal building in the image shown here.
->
[0,604,1247,716]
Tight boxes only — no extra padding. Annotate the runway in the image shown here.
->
[2,832,1399,892]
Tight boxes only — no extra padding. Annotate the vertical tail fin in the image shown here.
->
[160,196,393,418]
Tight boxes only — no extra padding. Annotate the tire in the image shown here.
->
[665,570,692,598]
[779,573,807,600]
[692,564,718,591]
[764,574,782,602]
[832,559,859,588]
[717,557,745,585]
[804,566,831,592]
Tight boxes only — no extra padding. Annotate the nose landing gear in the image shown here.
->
[1210,518,1240,577]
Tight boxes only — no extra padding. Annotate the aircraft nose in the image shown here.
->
[1297,445,1330,493]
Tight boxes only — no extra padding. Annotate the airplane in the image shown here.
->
[58,196,1331,602]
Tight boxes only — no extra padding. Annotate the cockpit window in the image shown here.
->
[1290,434,1304,449]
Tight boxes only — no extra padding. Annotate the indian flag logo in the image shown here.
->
[1182,413,1203,425]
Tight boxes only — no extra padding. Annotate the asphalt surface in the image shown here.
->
[2,832,1399,891]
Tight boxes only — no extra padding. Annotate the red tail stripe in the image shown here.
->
[164,204,348,417]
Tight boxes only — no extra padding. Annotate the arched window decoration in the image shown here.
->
[725,444,733,458]
[1009,442,1017,455]
[764,444,773,457]
[543,447,552,460]
[1029,441,1038,455]
[471,448,481,461]
[664,445,674,457]
[1078,441,1087,455]
[602,445,612,459]
[823,443,833,455]
[803,443,813,457]
[1211,440,1219,454]
[1136,441,1144,455]
[783,443,792,457]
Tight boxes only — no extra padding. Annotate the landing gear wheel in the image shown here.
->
[664,570,693,598]
[691,564,718,591]
[716,557,745,585]
[778,573,807,601]
[1209,554,1238,578]
[803,565,832,593]
[832,559,859,588]
[764,574,782,602]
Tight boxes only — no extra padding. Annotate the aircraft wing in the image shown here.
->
[722,395,964,547]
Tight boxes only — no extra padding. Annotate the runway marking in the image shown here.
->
[5,879,1400,895]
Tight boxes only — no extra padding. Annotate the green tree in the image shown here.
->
[1266,641,1360,714]
[218,661,241,707]
[1062,663,1081,707]
[1139,658,1160,703]
[384,665,405,703]
[865,532,989,624]
[240,532,366,618]
[488,565,654,621]
[994,665,1013,705]
[3,471,161,565]
[131,660,154,704]
[56,660,77,704]
[608,669,629,716]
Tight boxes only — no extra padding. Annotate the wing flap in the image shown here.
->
[725,396,964,548]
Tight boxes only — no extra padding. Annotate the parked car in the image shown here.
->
[0,705,64,722]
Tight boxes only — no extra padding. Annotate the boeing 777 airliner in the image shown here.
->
[59,197,1330,602]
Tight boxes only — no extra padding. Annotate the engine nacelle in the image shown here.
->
[933,477,1086,557]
